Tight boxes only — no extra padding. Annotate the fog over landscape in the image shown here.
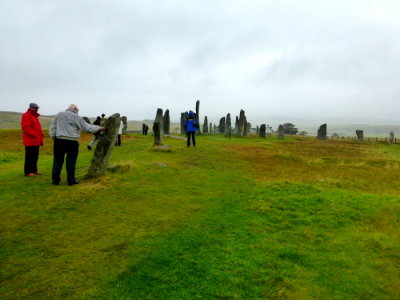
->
[1,0,399,125]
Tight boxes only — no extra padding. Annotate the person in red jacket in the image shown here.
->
[21,103,44,176]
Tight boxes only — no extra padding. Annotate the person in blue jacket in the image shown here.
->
[185,111,198,147]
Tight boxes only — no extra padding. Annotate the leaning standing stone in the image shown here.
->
[356,130,364,141]
[87,113,120,178]
[277,124,285,139]
[317,124,327,140]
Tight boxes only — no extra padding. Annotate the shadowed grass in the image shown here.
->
[1,130,399,299]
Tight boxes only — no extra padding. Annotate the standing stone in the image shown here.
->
[121,116,127,134]
[389,131,395,144]
[256,125,260,137]
[213,124,217,133]
[259,124,266,138]
[153,122,163,146]
[209,122,212,133]
[163,109,170,135]
[238,110,246,137]
[87,113,120,178]
[196,100,200,134]
[154,108,163,136]
[356,130,364,141]
[180,112,186,135]
[247,122,251,135]
[235,116,239,135]
[277,124,285,139]
[317,124,327,140]
[219,117,226,134]
[203,116,208,134]
[83,116,91,124]
[225,113,231,137]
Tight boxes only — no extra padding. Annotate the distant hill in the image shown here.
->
[0,111,180,132]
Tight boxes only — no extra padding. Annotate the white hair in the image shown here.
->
[67,104,79,114]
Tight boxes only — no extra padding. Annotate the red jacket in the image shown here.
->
[21,109,44,146]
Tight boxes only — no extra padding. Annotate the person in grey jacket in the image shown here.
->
[49,104,104,185]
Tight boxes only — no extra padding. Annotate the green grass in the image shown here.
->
[1,131,399,299]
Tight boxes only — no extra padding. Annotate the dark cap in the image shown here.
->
[29,103,39,108]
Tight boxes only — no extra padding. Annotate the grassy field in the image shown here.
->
[1,129,399,299]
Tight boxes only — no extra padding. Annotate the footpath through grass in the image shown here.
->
[1,130,400,299]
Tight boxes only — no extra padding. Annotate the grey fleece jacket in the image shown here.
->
[49,109,101,141]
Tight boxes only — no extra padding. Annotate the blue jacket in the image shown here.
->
[185,118,197,132]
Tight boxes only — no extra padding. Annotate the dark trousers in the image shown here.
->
[24,146,39,174]
[187,132,196,147]
[52,138,79,184]
[115,134,121,146]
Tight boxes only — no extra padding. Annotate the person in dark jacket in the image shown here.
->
[185,111,198,147]
[21,102,44,176]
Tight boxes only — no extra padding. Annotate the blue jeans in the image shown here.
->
[52,138,79,184]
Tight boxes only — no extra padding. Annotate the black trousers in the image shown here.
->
[115,134,121,146]
[24,146,39,174]
[52,138,79,184]
[187,132,196,147]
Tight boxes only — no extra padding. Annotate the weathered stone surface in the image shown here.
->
[356,130,364,141]
[277,124,285,139]
[209,122,212,133]
[153,122,163,146]
[180,112,188,135]
[225,113,231,137]
[87,113,120,178]
[154,108,163,136]
[219,117,226,134]
[259,124,266,138]
[389,131,395,144]
[163,109,170,135]
[238,110,246,137]
[317,124,327,140]
[196,100,200,133]
[83,116,91,124]
[121,116,128,134]
[203,116,208,133]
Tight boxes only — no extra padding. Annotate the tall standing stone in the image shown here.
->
[277,124,285,139]
[153,122,163,146]
[180,112,186,135]
[121,116,127,134]
[225,113,231,137]
[259,124,266,138]
[163,109,170,135]
[317,124,327,140]
[213,124,217,133]
[356,130,364,141]
[154,108,163,136]
[87,113,120,178]
[219,117,226,134]
[203,116,208,134]
[256,125,260,137]
[196,100,200,134]
[389,131,395,144]
[238,110,246,137]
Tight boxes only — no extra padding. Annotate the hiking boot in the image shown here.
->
[87,145,92,150]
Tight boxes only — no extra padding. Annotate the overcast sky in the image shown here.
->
[1,0,399,125]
